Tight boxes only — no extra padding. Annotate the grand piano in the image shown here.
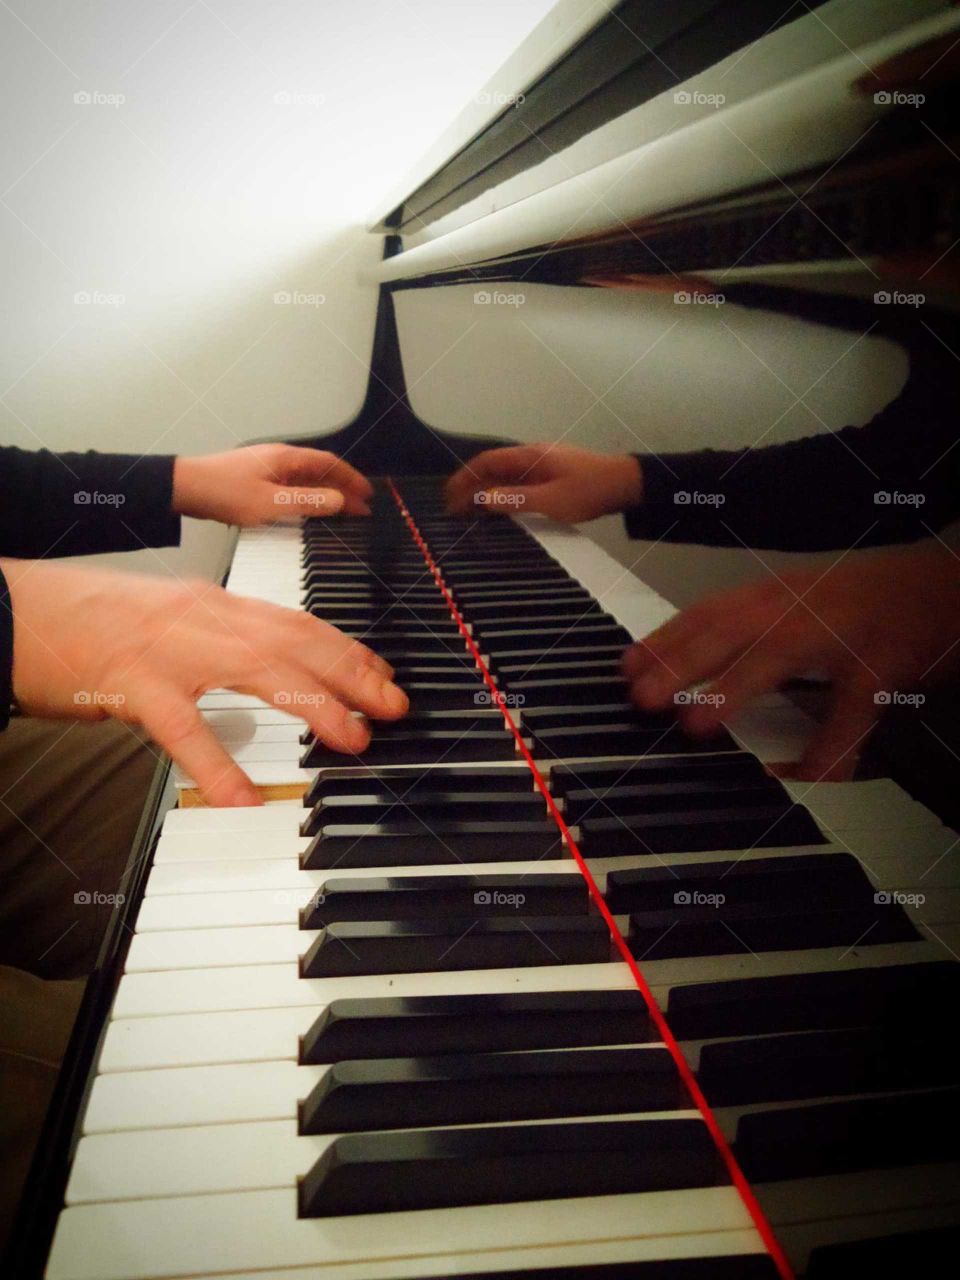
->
[10,1,960,1276]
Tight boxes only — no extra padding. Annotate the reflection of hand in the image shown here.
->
[173,444,373,525]
[446,444,642,522]
[3,559,408,805]
[623,544,960,781]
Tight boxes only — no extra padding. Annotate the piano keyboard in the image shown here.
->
[46,480,960,1279]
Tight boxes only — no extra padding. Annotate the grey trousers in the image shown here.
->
[0,717,156,1253]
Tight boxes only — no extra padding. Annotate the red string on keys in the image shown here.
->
[387,477,795,1280]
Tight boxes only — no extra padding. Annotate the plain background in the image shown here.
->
[0,0,938,608]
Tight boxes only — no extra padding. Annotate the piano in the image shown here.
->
[10,1,960,1276]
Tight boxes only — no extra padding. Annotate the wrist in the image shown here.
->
[606,455,643,514]
[172,455,206,520]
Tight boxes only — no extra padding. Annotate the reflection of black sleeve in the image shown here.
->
[624,286,960,552]
[0,448,180,558]
[0,448,181,732]
[0,568,12,732]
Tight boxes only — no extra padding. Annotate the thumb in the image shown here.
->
[269,486,345,521]
[142,689,263,806]
[794,677,882,782]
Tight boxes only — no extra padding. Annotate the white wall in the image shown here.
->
[0,0,557,578]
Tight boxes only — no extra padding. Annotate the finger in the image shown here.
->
[296,621,409,719]
[285,449,373,501]
[480,481,583,522]
[268,486,345,521]
[681,645,800,737]
[445,445,550,512]
[793,677,881,782]
[249,666,373,754]
[141,688,262,807]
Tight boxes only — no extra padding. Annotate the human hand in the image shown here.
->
[173,444,373,525]
[2,558,408,805]
[622,544,960,781]
[445,444,643,522]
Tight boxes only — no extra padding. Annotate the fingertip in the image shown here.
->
[381,681,409,718]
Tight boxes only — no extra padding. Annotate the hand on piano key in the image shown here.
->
[0,558,409,807]
[172,443,375,522]
[445,442,643,522]
[624,544,960,782]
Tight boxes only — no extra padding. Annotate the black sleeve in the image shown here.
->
[0,566,12,733]
[0,448,181,559]
[623,286,960,552]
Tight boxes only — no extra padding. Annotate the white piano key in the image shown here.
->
[98,1004,312,1072]
[83,1060,322,1131]
[113,960,636,1018]
[69,1105,694,1202]
[160,803,303,833]
[125,924,303,970]
[153,831,310,863]
[46,1183,757,1280]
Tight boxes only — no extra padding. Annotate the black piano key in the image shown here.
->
[443,567,570,582]
[564,778,787,823]
[579,804,825,856]
[301,819,562,868]
[303,764,533,807]
[304,602,453,621]
[299,1118,725,1217]
[300,729,519,769]
[607,852,868,913]
[453,584,593,603]
[630,898,918,959]
[665,962,960,1040]
[332,624,465,642]
[375,649,476,667]
[480,624,633,653]
[488,640,632,670]
[698,1025,954,1106]
[300,990,650,1063]
[471,610,613,636]
[523,704,677,731]
[299,1046,683,1134]
[464,597,600,620]
[498,657,624,679]
[404,683,497,710]
[805,1227,960,1279]
[299,916,611,976]
[531,723,737,760]
[734,1089,960,1182]
[300,873,588,928]
[302,789,546,831]
[549,752,768,797]
[509,676,630,706]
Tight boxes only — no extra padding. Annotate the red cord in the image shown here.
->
[387,479,795,1280]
